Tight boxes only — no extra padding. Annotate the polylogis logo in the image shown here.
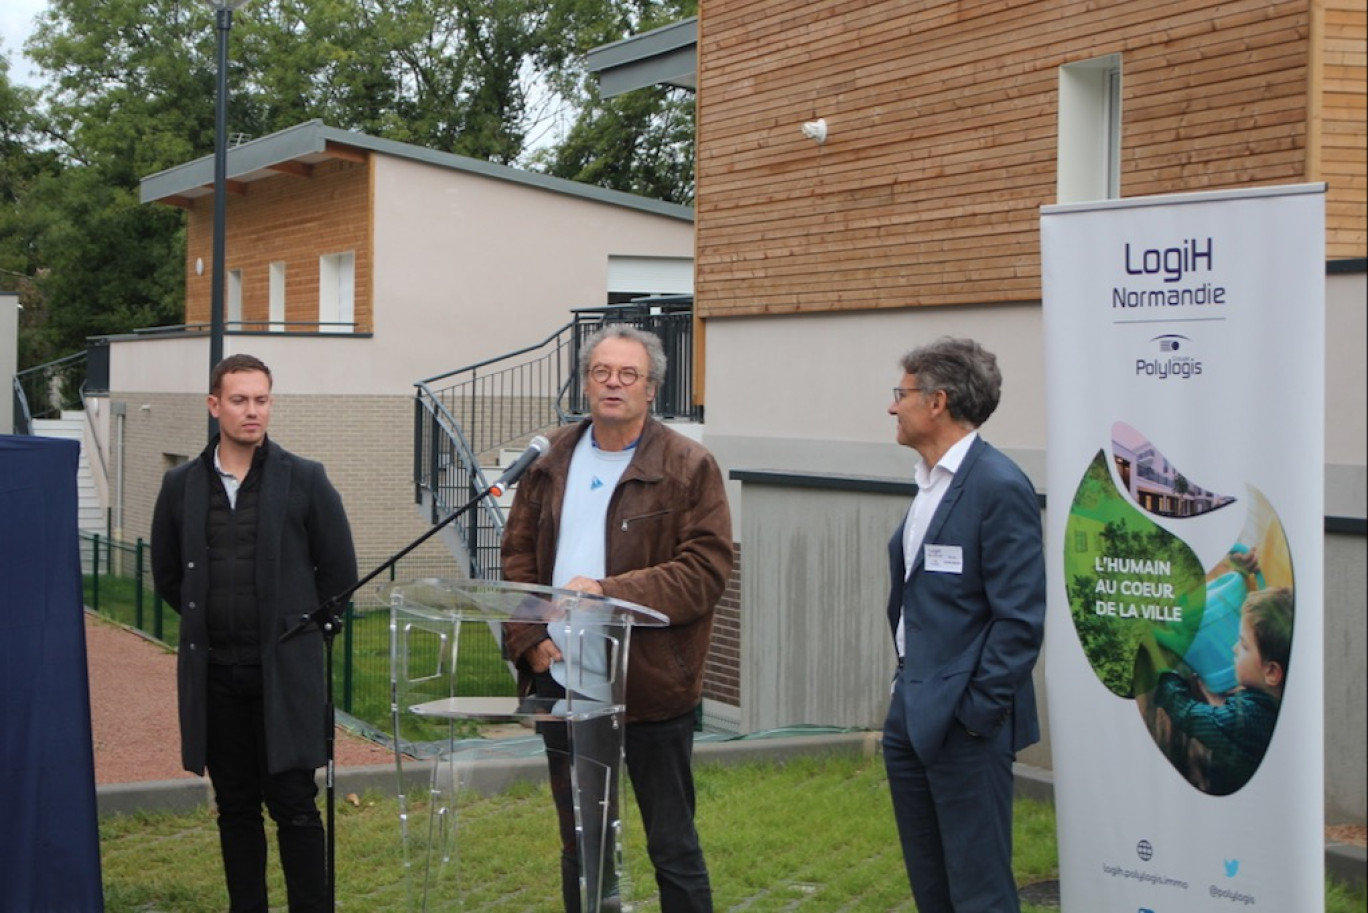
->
[1137,335,1202,380]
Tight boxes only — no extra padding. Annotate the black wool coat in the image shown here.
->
[151,437,357,776]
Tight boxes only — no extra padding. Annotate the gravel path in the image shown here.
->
[84,612,394,785]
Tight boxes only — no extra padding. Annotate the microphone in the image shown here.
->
[489,435,550,497]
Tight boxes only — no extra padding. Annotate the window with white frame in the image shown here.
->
[227,269,243,330]
[318,252,355,333]
[268,261,286,332]
[1058,54,1122,203]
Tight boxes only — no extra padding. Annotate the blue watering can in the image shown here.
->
[1183,543,1264,694]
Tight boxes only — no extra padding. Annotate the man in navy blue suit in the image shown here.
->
[882,337,1046,913]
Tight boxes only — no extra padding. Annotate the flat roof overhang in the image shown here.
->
[586,17,697,98]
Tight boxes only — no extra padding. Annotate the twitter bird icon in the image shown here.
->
[1224,859,1240,877]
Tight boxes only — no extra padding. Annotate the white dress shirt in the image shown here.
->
[896,431,978,659]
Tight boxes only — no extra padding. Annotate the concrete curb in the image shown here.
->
[97,777,213,818]
[1327,843,1368,892]
[95,732,886,816]
[96,733,1364,891]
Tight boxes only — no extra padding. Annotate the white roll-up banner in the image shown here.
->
[1041,184,1326,912]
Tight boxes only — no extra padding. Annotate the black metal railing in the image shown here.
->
[412,324,578,580]
[412,390,506,580]
[11,375,32,435]
[566,297,701,421]
[418,324,577,464]
[130,320,362,335]
[13,351,87,435]
[409,302,698,582]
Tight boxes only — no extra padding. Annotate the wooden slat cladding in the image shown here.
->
[1317,0,1367,258]
[184,158,373,333]
[695,0,1366,319]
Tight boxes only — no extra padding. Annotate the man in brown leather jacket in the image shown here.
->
[502,324,733,913]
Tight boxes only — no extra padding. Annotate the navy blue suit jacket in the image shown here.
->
[886,435,1046,766]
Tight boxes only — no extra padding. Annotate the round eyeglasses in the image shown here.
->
[589,365,644,386]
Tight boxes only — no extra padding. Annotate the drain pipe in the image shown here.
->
[111,401,126,539]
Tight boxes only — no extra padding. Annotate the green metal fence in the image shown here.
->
[82,532,179,644]
[80,532,515,736]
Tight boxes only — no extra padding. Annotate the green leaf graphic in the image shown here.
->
[1064,450,1207,697]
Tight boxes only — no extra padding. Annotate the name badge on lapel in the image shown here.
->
[923,544,963,574]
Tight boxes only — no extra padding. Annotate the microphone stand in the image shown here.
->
[279,476,507,910]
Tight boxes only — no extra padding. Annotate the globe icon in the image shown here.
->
[1137,839,1154,862]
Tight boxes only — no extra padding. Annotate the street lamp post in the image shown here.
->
[206,0,252,440]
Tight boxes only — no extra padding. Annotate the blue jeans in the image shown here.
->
[206,664,325,913]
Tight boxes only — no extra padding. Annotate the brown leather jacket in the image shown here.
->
[501,418,733,723]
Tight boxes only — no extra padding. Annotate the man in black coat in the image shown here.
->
[152,354,357,913]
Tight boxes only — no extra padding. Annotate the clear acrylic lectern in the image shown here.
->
[387,578,667,912]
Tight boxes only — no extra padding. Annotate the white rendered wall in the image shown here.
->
[1,293,17,431]
[705,273,1366,821]
[704,275,1364,525]
[368,155,694,390]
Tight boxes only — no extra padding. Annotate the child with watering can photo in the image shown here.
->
[1144,545,1294,795]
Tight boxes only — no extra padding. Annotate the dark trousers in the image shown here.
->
[882,679,1018,913]
[539,677,712,912]
[623,712,712,912]
[206,664,325,913]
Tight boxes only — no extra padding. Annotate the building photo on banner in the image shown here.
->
[1042,184,1326,912]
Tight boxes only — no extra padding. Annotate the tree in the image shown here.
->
[28,0,215,177]
[536,84,695,204]
[9,0,699,366]
[1,54,66,367]
[532,0,697,203]
[24,167,186,342]
[26,0,696,180]
[0,54,57,283]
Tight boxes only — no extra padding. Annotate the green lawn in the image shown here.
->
[338,607,516,744]
[98,753,1366,913]
[85,574,180,645]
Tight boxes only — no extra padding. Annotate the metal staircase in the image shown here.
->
[411,299,700,581]
[413,324,574,580]
[31,411,106,534]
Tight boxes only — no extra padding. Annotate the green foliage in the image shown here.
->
[24,169,186,343]
[0,55,61,313]
[4,0,700,370]
[538,85,696,204]
[531,0,698,203]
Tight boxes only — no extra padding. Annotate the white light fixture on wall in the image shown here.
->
[801,118,828,144]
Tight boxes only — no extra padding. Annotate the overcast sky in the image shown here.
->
[1,0,46,86]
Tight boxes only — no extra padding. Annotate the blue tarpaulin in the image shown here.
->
[0,434,104,912]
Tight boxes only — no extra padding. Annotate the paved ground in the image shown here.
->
[85,611,395,785]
